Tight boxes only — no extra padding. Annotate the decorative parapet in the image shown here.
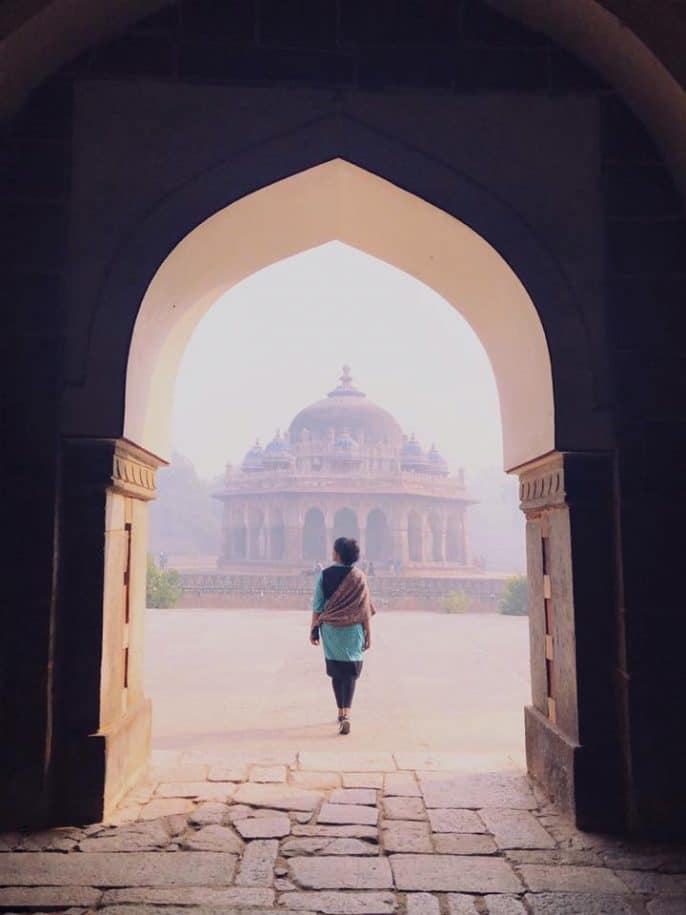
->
[216,472,470,501]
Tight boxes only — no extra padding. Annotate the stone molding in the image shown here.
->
[111,442,160,500]
[62,437,165,501]
[518,453,565,512]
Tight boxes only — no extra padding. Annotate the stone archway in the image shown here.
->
[302,508,327,562]
[407,511,423,563]
[366,509,393,564]
[333,507,360,543]
[53,157,621,831]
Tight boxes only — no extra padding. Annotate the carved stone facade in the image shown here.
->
[215,368,473,574]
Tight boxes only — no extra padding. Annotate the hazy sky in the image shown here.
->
[172,242,504,480]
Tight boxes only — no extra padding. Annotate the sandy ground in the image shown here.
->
[145,609,530,770]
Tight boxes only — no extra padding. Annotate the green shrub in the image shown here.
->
[499,575,528,616]
[441,590,473,614]
[146,555,183,608]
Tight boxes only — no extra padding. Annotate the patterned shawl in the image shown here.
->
[318,566,376,629]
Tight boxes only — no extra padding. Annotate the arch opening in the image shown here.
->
[124,160,555,473]
[302,507,326,562]
[366,509,393,564]
[333,507,360,544]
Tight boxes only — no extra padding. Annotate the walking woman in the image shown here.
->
[310,537,375,734]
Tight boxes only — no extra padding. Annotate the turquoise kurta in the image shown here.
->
[312,564,366,662]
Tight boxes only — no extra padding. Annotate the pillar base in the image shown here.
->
[525,705,624,833]
[55,697,151,824]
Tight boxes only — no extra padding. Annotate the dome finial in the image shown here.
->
[328,363,365,398]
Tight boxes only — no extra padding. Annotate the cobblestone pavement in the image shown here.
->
[1,750,685,914]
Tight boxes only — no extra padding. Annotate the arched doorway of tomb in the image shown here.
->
[365,509,393,564]
[269,508,285,562]
[230,508,247,561]
[407,511,423,563]
[446,512,465,564]
[302,507,326,562]
[57,158,621,831]
[333,507,359,543]
[246,507,267,560]
[428,512,445,563]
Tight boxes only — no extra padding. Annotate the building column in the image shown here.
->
[518,451,625,832]
[283,508,302,563]
[52,438,162,824]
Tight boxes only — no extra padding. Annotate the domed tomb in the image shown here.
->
[289,365,403,448]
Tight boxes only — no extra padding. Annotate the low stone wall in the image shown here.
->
[177,572,509,612]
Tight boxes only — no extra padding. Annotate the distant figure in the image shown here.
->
[310,537,375,735]
[368,561,375,577]
[158,551,168,570]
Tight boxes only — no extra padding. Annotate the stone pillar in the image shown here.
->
[52,438,162,824]
[518,452,625,832]
[283,508,302,563]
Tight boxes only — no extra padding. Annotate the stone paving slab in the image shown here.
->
[525,893,645,914]
[519,864,629,893]
[292,771,342,790]
[427,809,485,834]
[234,815,291,839]
[208,764,249,782]
[616,870,686,894]
[647,900,686,914]
[282,837,379,856]
[343,774,385,790]
[100,908,312,915]
[446,895,479,914]
[77,820,171,852]
[419,773,537,810]
[155,780,237,800]
[390,854,523,892]
[250,765,288,783]
[480,808,556,849]
[279,890,397,913]
[137,797,194,820]
[384,773,421,797]
[406,891,441,915]
[299,753,396,772]
[189,801,232,826]
[381,821,433,853]
[319,802,379,826]
[180,824,245,852]
[331,788,378,806]
[236,839,279,886]
[0,886,103,908]
[484,896,528,915]
[234,782,323,811]
[433,833,498,855]
[383,798,426,821]
[289,856,394,889]
[0,852,237,886]
[101,886,276,906]
[293,824,379,840]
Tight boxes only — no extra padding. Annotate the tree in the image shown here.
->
[441,590,473,614]
[146,555,183,608]
[499,575,528,616]
[147,452,222,557]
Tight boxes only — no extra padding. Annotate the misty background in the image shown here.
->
[149,242,525,573]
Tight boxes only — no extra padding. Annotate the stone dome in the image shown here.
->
[263,430,293,466]
[289,366,403,448]
[242,439,264,471]
[401,433,427,471]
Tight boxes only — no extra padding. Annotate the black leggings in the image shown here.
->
[326,659,363,710]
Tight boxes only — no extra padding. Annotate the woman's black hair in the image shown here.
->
[334,537,360,566]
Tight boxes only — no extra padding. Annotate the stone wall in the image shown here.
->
[177,572,509,612]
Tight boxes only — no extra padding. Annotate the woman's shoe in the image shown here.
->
[339,717,351,735]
